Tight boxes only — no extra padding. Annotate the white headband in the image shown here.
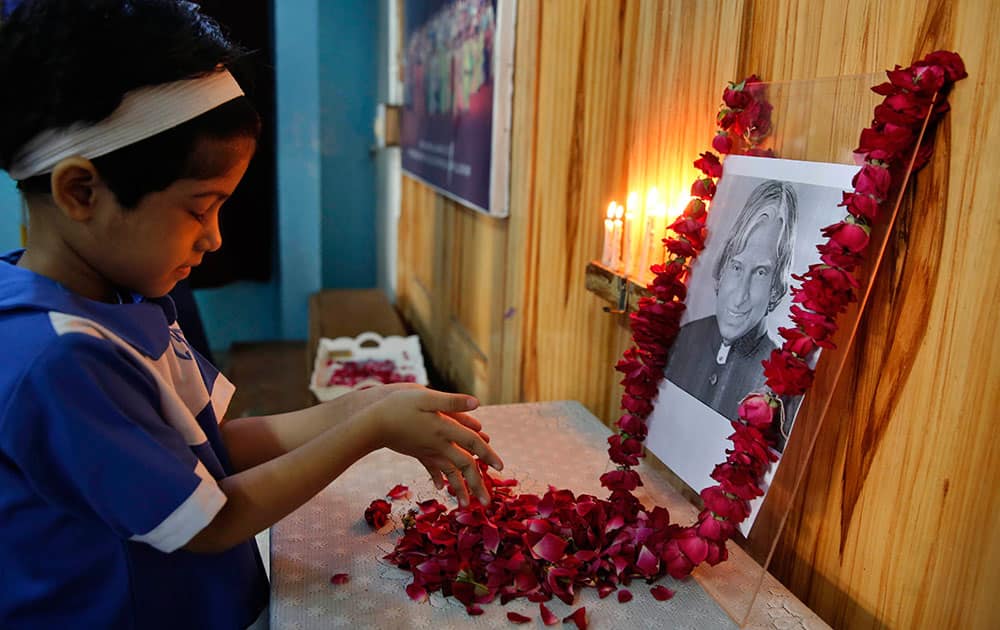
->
[8,69,245,181]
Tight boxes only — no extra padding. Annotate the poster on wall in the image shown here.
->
[401,0,515,218]
[645,155,859,534]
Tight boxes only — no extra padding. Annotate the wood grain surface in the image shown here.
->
[396,1,1000,627]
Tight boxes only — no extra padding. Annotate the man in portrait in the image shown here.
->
[665,179,799,449]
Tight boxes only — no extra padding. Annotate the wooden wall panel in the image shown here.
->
[397,0,1000,627]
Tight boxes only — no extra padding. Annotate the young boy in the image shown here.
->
[0,2,502,628]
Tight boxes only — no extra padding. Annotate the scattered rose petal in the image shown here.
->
[539,602,558,626]
[531,532,568,563]
[405,583,428,603]
[466,605,484,616]
[387,484,410,500]
[363,499,391,530]
[650,585,675,601]
[617,589,633,603]
[563,607,588,630]
[507,611,532,624]
[329,573,349,585]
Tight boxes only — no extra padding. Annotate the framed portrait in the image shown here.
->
[400,0,515,218]
[645,155,859,533]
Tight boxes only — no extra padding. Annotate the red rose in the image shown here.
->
[722,86,752,109]
[690,177,716,200]
[649,270,688,302]
[717,109,738,130]
[696,509,737,542]
[728,423,778,464]
[912,64,946,95]
[700,486,751,522]
[662,540,695,579]
[838,191,882,221]
[778,326,818,357]
[743,75,765,98]
[874,102,925,127]
[821,220,870,253]
[664,236,697,258]
[817,242,863,270]
[791,264,858,315]
[668,220,705,252]
[920,50,967,81]
[712,132,734,154]
[693,151,723,178]
[704,540,728,566]
[673,528,709,564]
[856,124,914,161]
[682,198,707,220]
[364,498,392,530]
[614,348,645,378]
[608,434,642,466]
[600,469,642,492]
[788,305,837,345]
[736,100,772,138]
[886,65,917,90]
[710,462,764,500]
[616,414,648,439]
[762,349,814,396]
[621,394,654,417]
[852,163,892,200]
[737,393,776,430]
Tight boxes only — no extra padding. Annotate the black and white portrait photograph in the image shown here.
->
[646,155,859,533]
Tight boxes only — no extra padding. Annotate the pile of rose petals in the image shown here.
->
[373,464,676,625]
[325,359,417,387]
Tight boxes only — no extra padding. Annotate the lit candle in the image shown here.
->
[624,192,640,276]
[611,202,624,271]
[636,188,661,280]
[601,202,616,267]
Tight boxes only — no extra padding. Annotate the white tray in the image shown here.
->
[309,332,428,401]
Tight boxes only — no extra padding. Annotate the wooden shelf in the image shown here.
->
[584,261,653,312]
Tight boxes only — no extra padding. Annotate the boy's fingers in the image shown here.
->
[420,460,446,490]
[439,421,502,471]
[442,464,471,507]
[420,390,479,413]
[443,411,483,433]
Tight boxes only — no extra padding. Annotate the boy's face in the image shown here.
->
[84,137,254,298]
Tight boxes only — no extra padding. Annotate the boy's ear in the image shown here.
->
[49,158,103,222]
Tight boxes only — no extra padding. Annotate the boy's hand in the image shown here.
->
[368,388,503,506]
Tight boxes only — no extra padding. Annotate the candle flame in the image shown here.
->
[646,187,660,209]
[613,202,624,220]
[626,191,640,214]
[606,201,616,220]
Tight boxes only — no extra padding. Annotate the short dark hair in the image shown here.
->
[713,179,798,310]
[0,0,261,208]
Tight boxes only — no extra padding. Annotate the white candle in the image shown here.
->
[636,188,660,279]
[624,192,639,276]
[643,200,669,278]
[611,202,623,271]
[601,202,616,267]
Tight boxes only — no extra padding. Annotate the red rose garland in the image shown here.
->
[610,50,966,576]
[359,52,965,622]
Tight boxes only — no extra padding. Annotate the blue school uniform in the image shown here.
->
[0,251,268,629]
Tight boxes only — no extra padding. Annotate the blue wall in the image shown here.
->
[0,179,20,251]
[319,1,378,288]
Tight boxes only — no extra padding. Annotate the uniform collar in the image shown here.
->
[0,249,176,358]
